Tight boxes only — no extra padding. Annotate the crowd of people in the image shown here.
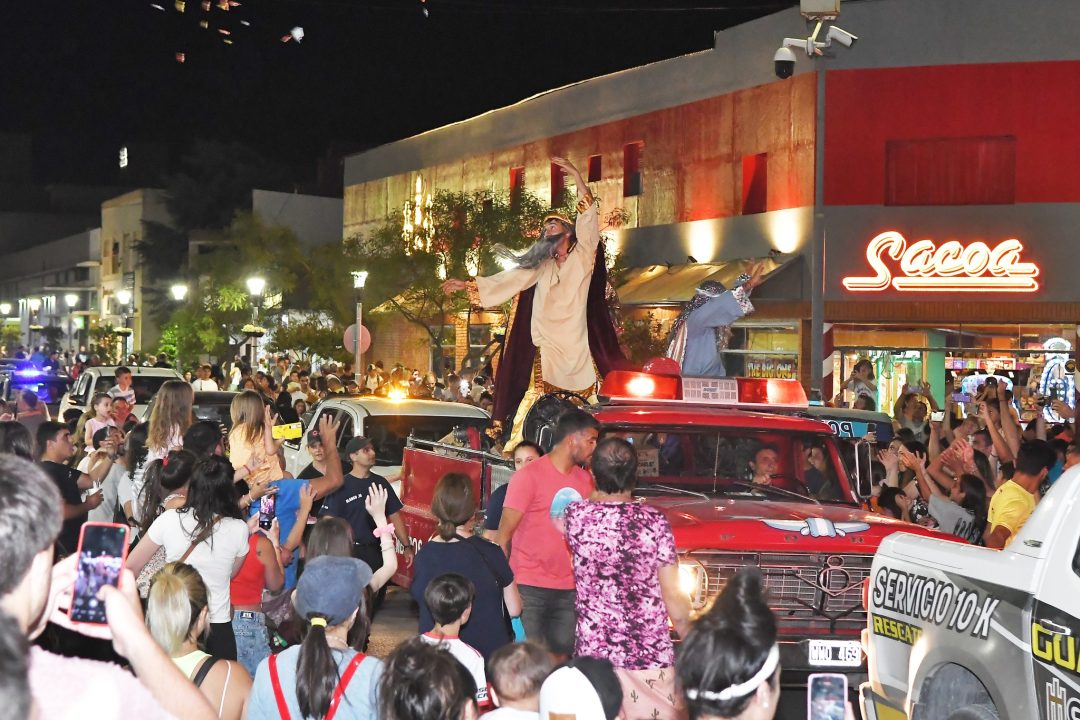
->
[845,371,1070,549]
[0,369,853,720]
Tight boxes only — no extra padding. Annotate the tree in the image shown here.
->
[359,187,631,370]
[266,316,344,363]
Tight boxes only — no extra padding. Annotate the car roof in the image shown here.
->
[322,396,490,418]
[89,366,184,376]
[797,406,893,424]
[192,391,239,401]
[589,404,836,434]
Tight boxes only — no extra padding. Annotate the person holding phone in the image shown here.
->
[0,454,219,719]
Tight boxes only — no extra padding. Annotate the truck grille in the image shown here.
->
[687,551,871,635]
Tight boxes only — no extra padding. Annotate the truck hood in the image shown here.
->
[646,496,946,553]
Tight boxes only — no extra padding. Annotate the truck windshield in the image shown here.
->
[365,415,489,466]
[600,427,851,504]
[96,376,173,404]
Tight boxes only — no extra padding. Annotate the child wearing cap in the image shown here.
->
[483,642,552,719]
[246,555,384,719]
[419,573,491,710]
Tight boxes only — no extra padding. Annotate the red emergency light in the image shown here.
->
[599,370,681,401]
[599,370,808,408]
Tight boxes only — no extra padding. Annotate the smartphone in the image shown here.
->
[808,673,848,720]
[69,522,130,625]
[258,493,276,531]
[271,422,303,440]
[930,411,945,423]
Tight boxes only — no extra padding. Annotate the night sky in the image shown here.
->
[4,0,794,184]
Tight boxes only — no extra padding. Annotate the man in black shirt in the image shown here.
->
[297,430,352,480]
[317,436,412,573]
[35,421,115,556]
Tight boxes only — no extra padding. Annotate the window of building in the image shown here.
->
[550,162,566,207]
[623,142,643,197]
[509,167,525,207]
[587,155,602,183]
[741,153,768,215]
[885,136,1016,206]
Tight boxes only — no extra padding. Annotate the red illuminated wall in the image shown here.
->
[825,61,1080,205]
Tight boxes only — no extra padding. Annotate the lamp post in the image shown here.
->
[170,283,188,368]
[352,271,368,386]
[246,277,266,369]
[0,303,11,317]
[116,289,132,360]
[64,293,79,356]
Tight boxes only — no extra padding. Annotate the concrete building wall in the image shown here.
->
[100,189,172,354]
[252,190,344,247]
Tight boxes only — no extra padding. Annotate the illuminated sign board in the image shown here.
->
[842,231,1040,293]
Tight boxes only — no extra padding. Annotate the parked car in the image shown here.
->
[58,366,184,424]
[0,368,73,416]
[141,390,238,430]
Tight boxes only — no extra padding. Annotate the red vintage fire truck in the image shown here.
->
[393,369,943,705]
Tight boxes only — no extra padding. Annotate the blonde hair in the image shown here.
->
[146,563,209,656]
[229,390,266,448]
[147,381,194,451]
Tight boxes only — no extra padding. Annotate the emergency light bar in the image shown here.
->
[599,371,808,408]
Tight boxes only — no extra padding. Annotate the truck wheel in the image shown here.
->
[946,704,999,720]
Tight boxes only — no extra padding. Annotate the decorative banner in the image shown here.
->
[343,324,371,354]
[842,231,1040,293]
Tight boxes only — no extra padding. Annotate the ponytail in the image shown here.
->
[297,615,341,718]
[431,473,475,541]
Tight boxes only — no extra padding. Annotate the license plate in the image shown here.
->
[808,639,862,667]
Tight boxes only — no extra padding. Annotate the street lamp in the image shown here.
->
[0,303,10,317]
[170,283,189,302]
[246,277,266,368]
[28,298,41,313]
[65,294,79,356]
[115,289,133,359]
[352,271,368,385]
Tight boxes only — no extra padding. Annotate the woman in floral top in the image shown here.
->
[564,437,691,720]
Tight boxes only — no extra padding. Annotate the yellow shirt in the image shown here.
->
[987,479,1036,546]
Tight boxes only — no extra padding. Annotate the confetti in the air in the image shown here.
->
[175,0,185,11]
[150,3,165,10]
[199,19,208,28]
[240,19,250,26]
[175,52,186,62]
[201,0,211,11]
[281,26,304,43]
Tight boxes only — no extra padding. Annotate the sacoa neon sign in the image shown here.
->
[842,231,1040,293]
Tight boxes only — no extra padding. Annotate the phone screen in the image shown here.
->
[70,523,129,625]
[808,673,847,720]
[930,411,945,423]
[258,494,276,530]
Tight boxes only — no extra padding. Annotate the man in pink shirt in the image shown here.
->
[496,408,598,658]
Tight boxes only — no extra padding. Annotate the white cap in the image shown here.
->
[539,666,608,720]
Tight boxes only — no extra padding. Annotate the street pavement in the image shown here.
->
[368,585,419,658]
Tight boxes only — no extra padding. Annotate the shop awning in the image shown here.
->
[615,254,799,306]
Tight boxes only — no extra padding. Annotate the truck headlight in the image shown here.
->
[678,559,708,610]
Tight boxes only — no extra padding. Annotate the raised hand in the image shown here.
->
[316,412,341,446]
[365,484,388,520]
[441,279,467,294]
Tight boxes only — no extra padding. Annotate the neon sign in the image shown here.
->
[842,231,1040,293]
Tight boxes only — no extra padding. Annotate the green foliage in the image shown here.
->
[620,312,669,366]
[266,317,343,362]
[0,324,22,354]
[38,326,66,353]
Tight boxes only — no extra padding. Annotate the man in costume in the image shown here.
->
[441,157,625,444]
[665,262,765,377]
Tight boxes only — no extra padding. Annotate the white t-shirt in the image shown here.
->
[107,385,136,405]
[191,378,218,391]
[88,463,126,524]
[420,633,488,705]
[482,708,539,719]
[147,509,249,623]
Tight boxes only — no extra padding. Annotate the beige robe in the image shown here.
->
[475,200,600,392]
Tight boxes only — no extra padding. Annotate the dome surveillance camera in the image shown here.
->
[774,46,797,79]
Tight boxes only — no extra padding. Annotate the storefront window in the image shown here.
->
[832,323,1076,422]
[725,321,799,380]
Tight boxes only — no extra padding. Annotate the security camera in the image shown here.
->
[827,25,858,48]
[774,46,797,79]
